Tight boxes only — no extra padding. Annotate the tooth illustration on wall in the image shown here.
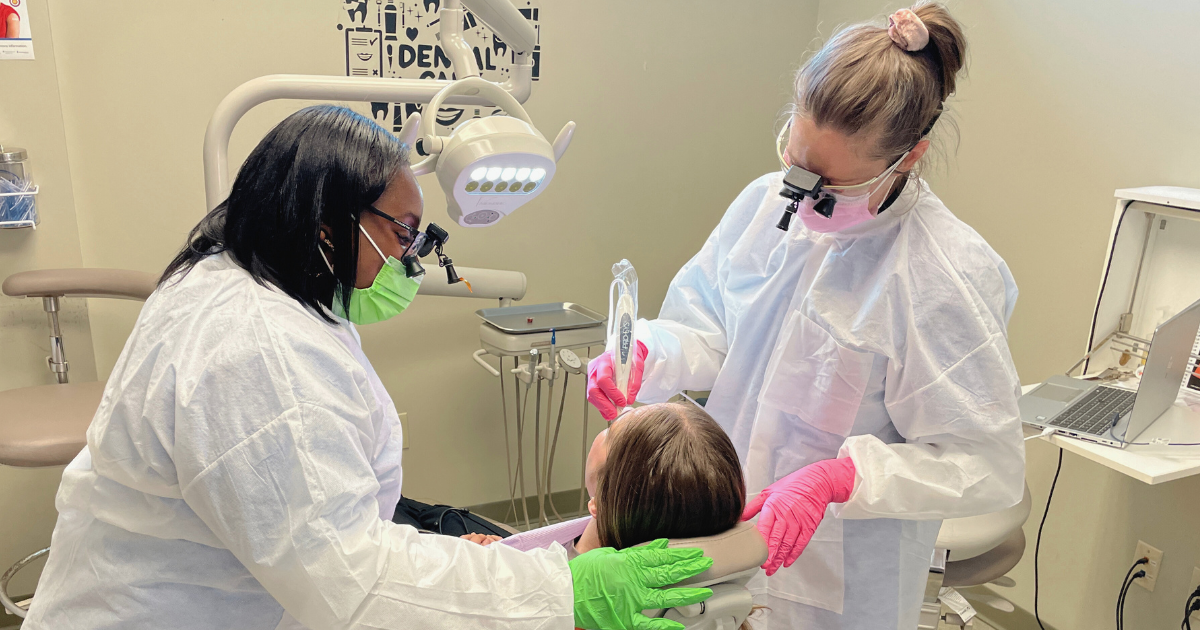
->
[337,0,543,135]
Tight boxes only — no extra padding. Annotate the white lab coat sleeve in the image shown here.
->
[179,402,573,630]
[636,178,772,402]
[833,247,1026,521]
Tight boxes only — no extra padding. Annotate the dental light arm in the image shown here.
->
[459,0,538,55]
[413,77,536,166]
[203,72,532,211]
[439,0,479,79]
[439,0,536,83]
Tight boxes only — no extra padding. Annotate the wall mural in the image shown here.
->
[337,0,542,143]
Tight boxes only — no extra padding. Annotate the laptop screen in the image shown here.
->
[1127,299,1200,441]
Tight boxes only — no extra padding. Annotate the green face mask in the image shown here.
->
[326,224,423,325]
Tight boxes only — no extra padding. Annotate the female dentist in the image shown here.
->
[587,4,1025,629]
[24,106,712,630]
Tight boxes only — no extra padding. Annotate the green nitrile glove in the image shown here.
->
[569,539,714,630]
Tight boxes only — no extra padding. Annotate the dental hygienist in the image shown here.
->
[24,106,713,630]
[588,4,1024,629]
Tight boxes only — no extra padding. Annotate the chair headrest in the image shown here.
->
[663,521,767,586]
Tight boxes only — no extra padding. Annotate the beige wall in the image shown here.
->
[809,1,1200,629]
[0,0,99,596]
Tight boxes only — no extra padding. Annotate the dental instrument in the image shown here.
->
[552,348,591,514]
[607,260,639,414]
[543,333,572,523]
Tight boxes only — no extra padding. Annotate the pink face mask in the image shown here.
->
[797,152,908,234]
[797,190,877,233]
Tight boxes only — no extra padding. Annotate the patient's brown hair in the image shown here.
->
[594,402,745,550]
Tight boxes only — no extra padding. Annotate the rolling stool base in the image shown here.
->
[1,547,48,618]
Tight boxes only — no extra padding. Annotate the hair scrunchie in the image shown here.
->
[887,8,929,52]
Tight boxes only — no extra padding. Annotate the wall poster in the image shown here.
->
[337,0,542,143]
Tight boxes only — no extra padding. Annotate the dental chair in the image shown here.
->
[645,483,1026,630]
[652,521,768,630]
[919,482,1033,629]
[0,268,157,617]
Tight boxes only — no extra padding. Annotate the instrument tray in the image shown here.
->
[476,302,605,334]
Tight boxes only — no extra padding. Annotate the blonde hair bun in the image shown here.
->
[792,2,966,161]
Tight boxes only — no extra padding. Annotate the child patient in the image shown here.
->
[498,401,745,558]
[580,401,745,554]
[495,403,761,630]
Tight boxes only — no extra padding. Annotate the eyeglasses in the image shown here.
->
[775,118,907,198]
[366,206,465,284]
[367,205,434,259]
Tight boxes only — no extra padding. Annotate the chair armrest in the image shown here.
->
[2,268,158,301]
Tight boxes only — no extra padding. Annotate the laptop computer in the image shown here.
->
[1019,298,1200,447]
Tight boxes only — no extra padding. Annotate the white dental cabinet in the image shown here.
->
[1024,186,1200,484]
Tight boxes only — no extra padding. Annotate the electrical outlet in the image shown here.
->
[398,412,409,449]
[1131,541,1163,591]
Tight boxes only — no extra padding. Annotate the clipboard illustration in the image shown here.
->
[346,26,383,77]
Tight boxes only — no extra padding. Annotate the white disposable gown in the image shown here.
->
[23,253,574,630]
[635,173,1025,629]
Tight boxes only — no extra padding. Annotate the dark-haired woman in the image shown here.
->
[587,5,1025,629]
[24,105,712,630]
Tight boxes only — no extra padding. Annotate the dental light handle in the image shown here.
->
[411,77,536,176]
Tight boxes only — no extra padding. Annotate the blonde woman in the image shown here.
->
[588,4,1025,628]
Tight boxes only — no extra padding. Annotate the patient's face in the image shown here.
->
[587,407,648,497]
[584,429,609,498]
[585,409,644,510]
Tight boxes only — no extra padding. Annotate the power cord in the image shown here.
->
[1184,585,1200,630]
[1117,558,1149,630]
[1119,569,1145,630]
[1034,448,1064,630]
[1026,426,1059,442]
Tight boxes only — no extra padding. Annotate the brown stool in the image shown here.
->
[0,268,155,617]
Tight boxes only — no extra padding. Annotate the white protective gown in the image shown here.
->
[23,253,574,630]
[635,173,1025,629]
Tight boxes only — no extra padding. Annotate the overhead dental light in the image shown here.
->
[399,76,574,228]
[379,0,573,228]
[204,0,571,230]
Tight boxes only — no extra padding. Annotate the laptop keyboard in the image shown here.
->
[1050,387,1137,435]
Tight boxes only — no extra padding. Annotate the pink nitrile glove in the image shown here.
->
[586,341,648,421]
[740,457,857,576]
